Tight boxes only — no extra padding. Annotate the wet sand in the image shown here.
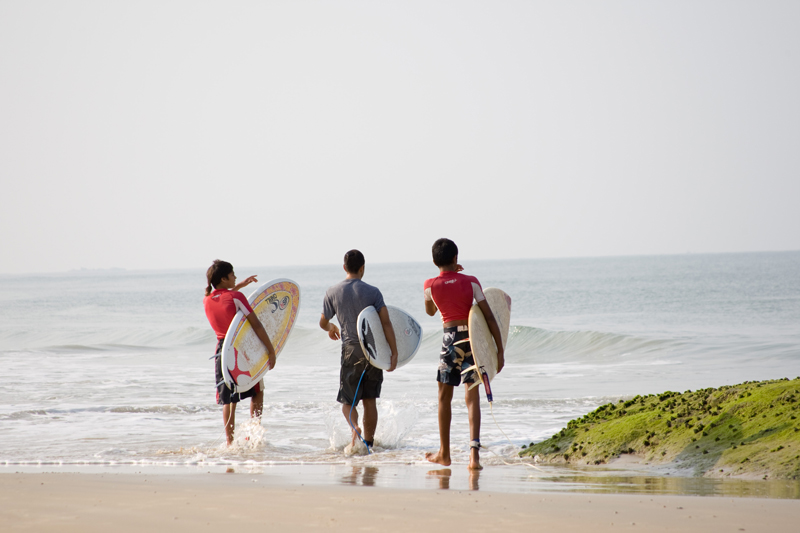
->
[2,472,799,532]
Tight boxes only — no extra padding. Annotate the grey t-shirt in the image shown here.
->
[322,278,386,345]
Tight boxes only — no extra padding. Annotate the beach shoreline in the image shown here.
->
[2,471,799,532]
[4,457,800,497]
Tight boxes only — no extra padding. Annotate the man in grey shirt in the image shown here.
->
[319,249,398,450]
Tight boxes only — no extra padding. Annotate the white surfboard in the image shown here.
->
[357,305,422,370]
[466,287,511,400]
[220,279,300,393]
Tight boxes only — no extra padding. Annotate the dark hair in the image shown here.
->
[343,249,365,274]
[205,259,233,296]
[432,238,458,267]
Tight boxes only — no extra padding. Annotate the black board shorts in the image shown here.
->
[437,325,476,386]
[337,342,382,406]
[214,338,260,405]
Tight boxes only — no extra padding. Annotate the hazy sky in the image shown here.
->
[2,1,798,273]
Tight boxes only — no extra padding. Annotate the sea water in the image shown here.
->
[1,252,799,494]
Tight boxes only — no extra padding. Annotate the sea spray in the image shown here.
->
[324,398,420,452]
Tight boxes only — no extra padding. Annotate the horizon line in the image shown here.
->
[4,248,799,277]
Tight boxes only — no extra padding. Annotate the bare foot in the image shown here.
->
[344,440,368,456]
[425,450,451,466]
[468,449,483,471]
[351,426,362,446]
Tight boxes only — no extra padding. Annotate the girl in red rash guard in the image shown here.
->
[204,259,276,446]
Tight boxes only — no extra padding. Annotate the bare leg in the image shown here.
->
[250,388,263,419]
[465,383,483,470]
[342,403,361,445]
[426,382,453,466]
[361,398,378,442]
[223,402,237,446]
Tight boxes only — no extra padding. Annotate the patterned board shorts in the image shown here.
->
[337,342,383,406]
[437,325,476,386]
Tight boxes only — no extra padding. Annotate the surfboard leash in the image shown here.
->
[461,364,540,470]
[346,368,372,455]
[207,400,238,449]
[484,401,542,471]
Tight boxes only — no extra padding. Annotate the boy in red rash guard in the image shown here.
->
[204,260,276,446]
[423,238,504,470]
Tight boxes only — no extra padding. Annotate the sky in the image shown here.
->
[1,1,799,274]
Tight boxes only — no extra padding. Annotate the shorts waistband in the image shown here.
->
[443,325,469,332]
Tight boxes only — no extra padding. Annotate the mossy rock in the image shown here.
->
[520,378,800,479]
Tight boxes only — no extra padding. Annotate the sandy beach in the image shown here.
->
[2,472,798,532]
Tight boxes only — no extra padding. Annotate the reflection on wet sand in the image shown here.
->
[341,466,379,487]
[469,470,480,491]
[545,471,800,499]
[426,468,481,491]
[224,462,799,498]
[427,468,451,490]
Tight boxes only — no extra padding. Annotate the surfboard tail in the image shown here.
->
[462,364,479,391]
[461,364,477,375]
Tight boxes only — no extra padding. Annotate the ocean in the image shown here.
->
[1,252,799,495]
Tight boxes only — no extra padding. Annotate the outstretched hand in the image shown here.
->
[455,264,464,272]
[234,275,259,291]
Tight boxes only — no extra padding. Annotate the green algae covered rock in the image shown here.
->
[520,378,800,479]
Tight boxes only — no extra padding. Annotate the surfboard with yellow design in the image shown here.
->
[220,279,300,393]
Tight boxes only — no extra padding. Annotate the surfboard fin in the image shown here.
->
[463,363,484,390]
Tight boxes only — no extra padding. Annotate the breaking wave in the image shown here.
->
[505,325,684,362]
